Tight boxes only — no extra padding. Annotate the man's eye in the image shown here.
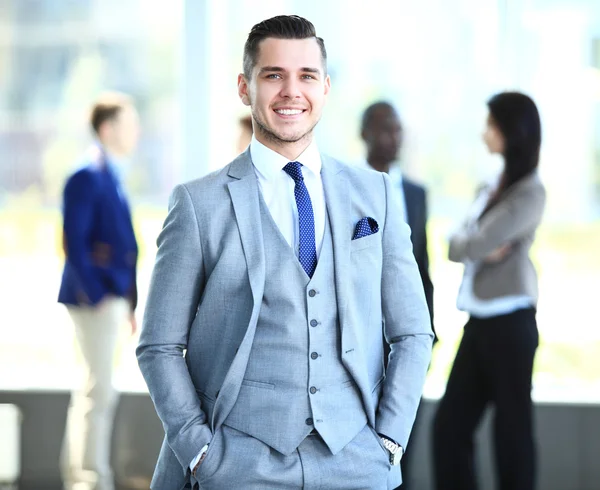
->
[266,74,281,79]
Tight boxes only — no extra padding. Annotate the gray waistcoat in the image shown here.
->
[224,195,367,455]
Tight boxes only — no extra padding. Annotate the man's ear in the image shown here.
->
[361,128,368,143]
[324,74,331,97]
[97,121,112,145]
[238,73,251,106]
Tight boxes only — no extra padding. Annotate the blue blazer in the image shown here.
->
[58,155,138,309]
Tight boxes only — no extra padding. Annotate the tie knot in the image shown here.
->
[283,161,304,183]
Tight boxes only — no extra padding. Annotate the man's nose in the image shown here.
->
[280,77,302,99]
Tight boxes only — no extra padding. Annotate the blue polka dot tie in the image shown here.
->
[283,161,318,278]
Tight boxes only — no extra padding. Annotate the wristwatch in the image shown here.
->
[380,436,403,466]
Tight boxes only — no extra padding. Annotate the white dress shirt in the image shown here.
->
[360,160,407,221]
[250,135,326,257]
[454,177,534,318]
[84,144,131,203]
[190,135,326,472]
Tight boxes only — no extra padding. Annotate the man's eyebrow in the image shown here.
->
[258,66,286,74]
[258,66,322,75]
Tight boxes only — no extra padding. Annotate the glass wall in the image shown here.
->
[1,0,599,401]
[0,0,182,390]
[189,0,600,401]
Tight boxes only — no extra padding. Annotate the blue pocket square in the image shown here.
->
[352,217,379,240]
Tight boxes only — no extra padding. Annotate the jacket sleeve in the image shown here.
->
[62,171,106,305]
[136,184,212,472]
[448,185,546,263]
[376,173,434,450]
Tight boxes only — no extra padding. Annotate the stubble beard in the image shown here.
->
[251,108,319,148]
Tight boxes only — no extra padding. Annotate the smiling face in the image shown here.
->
[238,37,330,159]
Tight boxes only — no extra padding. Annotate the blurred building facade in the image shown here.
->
[0,0,599,402]
[0,0,181,204]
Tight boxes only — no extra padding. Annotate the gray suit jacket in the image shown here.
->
[137,150,433,485]
[449,172,546,301]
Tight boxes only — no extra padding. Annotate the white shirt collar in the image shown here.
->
[388,165,404,187]
[104,150,130,169]
[363,159,404,187]
[250,135,322,181]
[88,142,130,169]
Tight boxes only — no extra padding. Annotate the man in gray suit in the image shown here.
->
[137,15,433,490]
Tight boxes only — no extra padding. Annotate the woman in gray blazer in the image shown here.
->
[433,92,545,490]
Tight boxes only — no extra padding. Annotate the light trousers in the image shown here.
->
[62,297,130,490]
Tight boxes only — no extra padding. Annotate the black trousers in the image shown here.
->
[432,307,538,490]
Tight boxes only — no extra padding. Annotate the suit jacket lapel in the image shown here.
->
[320,156,350,333]
[215,151,266,429]
[402,180,416,231]
[226,151,266,306]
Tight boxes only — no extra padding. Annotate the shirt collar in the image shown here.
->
[104,149,130,171]
[363,159,404,187]
[388,165,404,187]
[250,135,322,181]
[92,142,132,179]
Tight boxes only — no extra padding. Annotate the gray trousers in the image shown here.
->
[191,423,394,490]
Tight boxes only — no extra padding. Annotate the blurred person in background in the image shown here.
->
[58,92,140,490]
[137,14,432,490]
[361,101,435,490]
[433,92,545,490]
[236,113,253,154]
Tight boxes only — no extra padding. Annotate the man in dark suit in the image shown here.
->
[361,101,436,490]
[58,92,140,490]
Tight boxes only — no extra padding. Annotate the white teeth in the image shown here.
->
[276,109,303,115]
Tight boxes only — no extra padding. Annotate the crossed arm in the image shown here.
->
[448,187,546,264]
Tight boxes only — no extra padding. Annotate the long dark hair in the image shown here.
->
[480,91,541,217]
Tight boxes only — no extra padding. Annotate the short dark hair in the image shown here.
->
[361,101,398,133]
[243,15,327,78]
[89,92,133,135]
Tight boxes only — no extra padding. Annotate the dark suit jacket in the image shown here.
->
[58,155,138,309]
[384,176,435,367]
